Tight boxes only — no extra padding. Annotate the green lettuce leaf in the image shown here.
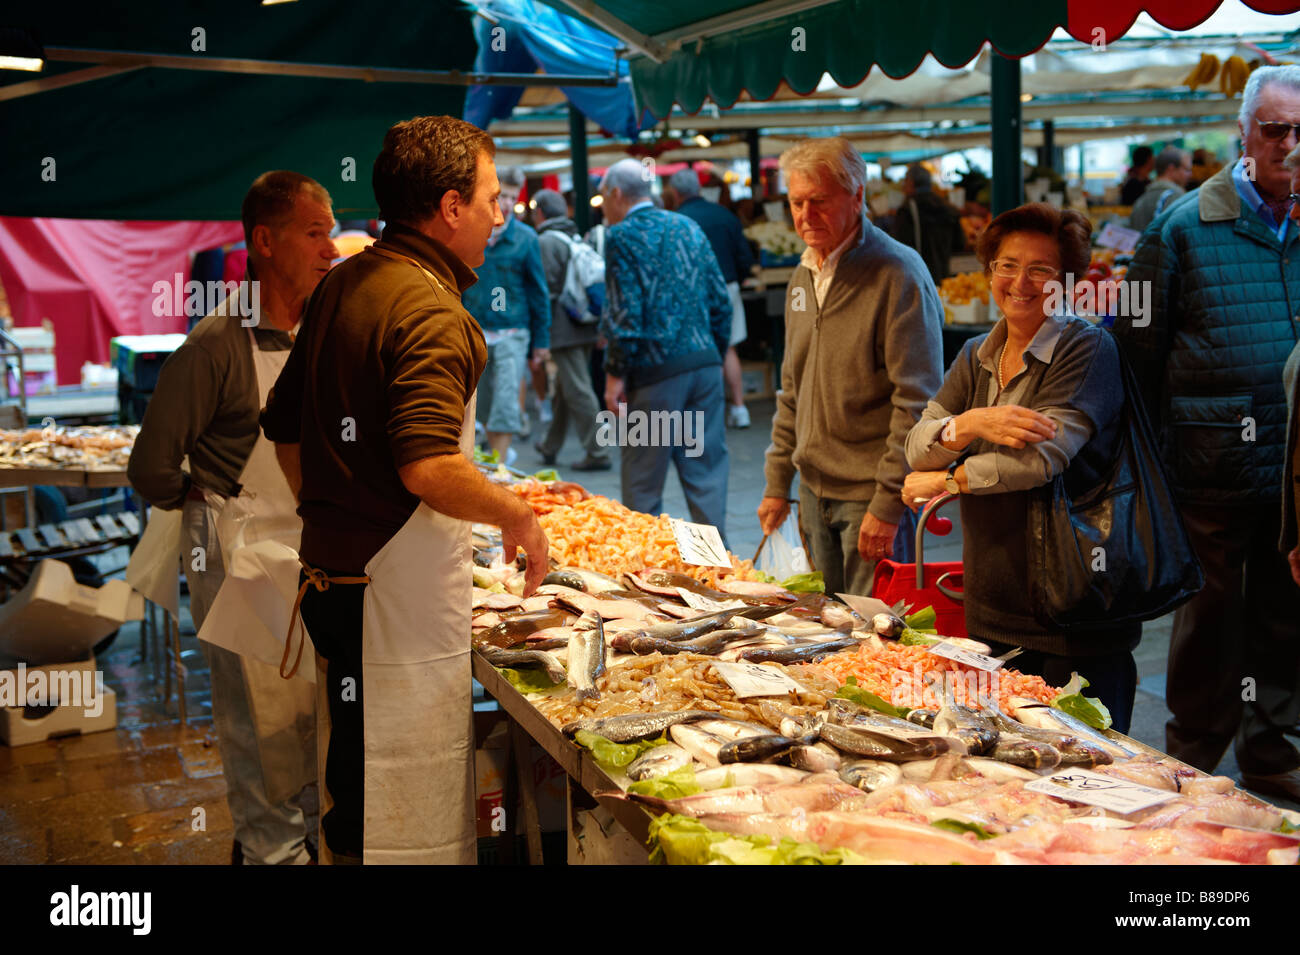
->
[498,667,565,695]
[904,606,937,632]
[573,731,669,770]
[898,627,940,646]
[780,571,825,593]
[533,468,560,482]
[473,447,500,465]
[835,677,908,719]
[931,819,995,840]
[647,813,868,865]
[752,570,778,584]
[1276,817,1299,835]
[626,764,702,800]
[1052,672,1113,730]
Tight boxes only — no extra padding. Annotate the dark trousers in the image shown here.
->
[982,639,1139,735]
[298,570,367,856]
[1166,501,1300,775]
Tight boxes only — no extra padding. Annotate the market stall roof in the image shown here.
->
[0,1,480,220]
[542,0,1300,117]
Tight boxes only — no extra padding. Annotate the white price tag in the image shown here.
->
[1025,769,1179,814]
[675,588,746,612]
[711,661,805,699]
[926,640,1004,672]
[1096,222,1141,253]
[834,593,894,620]
[670,519,732,568]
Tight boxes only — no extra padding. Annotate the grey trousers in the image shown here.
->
[539,344,603,459]
[621,364,729,541]
[182,500,317,865]
[797,482,877,597]
[1165,501,1300,775]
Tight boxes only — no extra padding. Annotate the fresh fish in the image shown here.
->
[839,759,904,792]
[1055,741,1114,768]
[1006,698,1138,760]
[610,633,690,655]
[542,568,622,593]
[990,735,1061,769]
[477,609,575,648]
[820,604,864,630]
[789,742,842,773]
[625,743,693,781]
[718,734,803,764]
[693,765,809,789]
[520,594,556,613]
[906,708,938,729]
[870,612,906,638]
[472,611,502,630]
[562,709,715,742]
[669,723,729,767]
[825,699,954,750]
[818,721,949,762]
[717,579,797,600]
[739,635,860,664]
[477,645,566,684]
[554,590,660,622]
[988,709,1112,766]
[963,757,1042,782]
[472,588,523,611]
[674,628,763,655]
[566,611,606,702]
[692,718,774,741]
[632,607,740,641]
[933,704,999,757]
[625,570,731,600]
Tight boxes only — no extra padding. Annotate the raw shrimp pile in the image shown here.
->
[821,639,1060,712]
[534,652,834,728]
[533,494,760,586]
[508,478,591,515]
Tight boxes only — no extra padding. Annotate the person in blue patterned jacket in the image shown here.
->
[598,158,732,539]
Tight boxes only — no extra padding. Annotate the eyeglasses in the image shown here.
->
[1256,121,1300,142]
[989,260,1059,283]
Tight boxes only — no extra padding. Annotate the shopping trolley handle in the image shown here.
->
[914,493,961,596]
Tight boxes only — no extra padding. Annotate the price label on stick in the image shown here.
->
[675,588,745,612]
[670,519,732,568]
[1095,222,1140,253]
[712,661,805,698]
[926,640,1004,672]
[1025,769,1179,814]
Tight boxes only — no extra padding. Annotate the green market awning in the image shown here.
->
[543,0,1300,117]
[0,1,477,220]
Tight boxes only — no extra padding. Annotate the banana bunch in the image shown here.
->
[1182,53,1220,91]
[1220,55,1252,96]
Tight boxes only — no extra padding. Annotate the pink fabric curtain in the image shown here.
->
[0,218,244,385]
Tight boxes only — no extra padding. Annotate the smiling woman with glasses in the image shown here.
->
[901,202,1144,731]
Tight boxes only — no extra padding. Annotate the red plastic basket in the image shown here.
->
[871,494,967,639]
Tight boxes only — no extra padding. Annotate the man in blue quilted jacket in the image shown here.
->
[598,158,731,538]
[1114,65,1300,800]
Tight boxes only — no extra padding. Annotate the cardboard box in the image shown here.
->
[0,656,117,746]
[473,710,567,839]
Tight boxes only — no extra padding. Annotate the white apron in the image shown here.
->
[295,245,480,864]
[197,327,315,804]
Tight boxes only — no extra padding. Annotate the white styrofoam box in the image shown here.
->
[0,686,117,746]
[5,324,55,352]
[18,353,55,372]
[0,560,144,665]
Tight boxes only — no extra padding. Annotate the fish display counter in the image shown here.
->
[471,475,1300,866]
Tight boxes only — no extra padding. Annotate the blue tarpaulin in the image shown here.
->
[464,0,654,138]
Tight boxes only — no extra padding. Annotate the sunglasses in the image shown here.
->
[1256,121,1300,142]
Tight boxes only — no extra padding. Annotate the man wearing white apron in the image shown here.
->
[261,116,548,864]
[128,171,339,865]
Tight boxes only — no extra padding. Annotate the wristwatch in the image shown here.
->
[944,462,960,495]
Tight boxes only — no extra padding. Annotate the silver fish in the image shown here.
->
[693,718,773,741]
[478,645,566,684]
[990,735,1061,769]
[789,742,842,773]
[562,709,714,742]
[669,723,729,767]
[542,567,622,593]
[739,635,860,664]
[906,708,938,729]
[1007,699,1138,760]
[839,759,904,792]
[818,720,948,762]
[693,764,809,789]
[566,611,606,702]
[718,734,802,765]
[933,704,999,757]
[625,743,693,781]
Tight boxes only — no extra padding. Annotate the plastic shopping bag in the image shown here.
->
[756,511,810,580]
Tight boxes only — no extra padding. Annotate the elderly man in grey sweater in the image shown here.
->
[759,138,944,596]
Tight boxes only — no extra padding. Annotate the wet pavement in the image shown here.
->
[1,395,1294,865]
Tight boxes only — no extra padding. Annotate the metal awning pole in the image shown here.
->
[991,54,1023,215]
[570,102,591,235]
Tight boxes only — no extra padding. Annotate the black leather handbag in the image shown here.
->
[1027,335,1204,630]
